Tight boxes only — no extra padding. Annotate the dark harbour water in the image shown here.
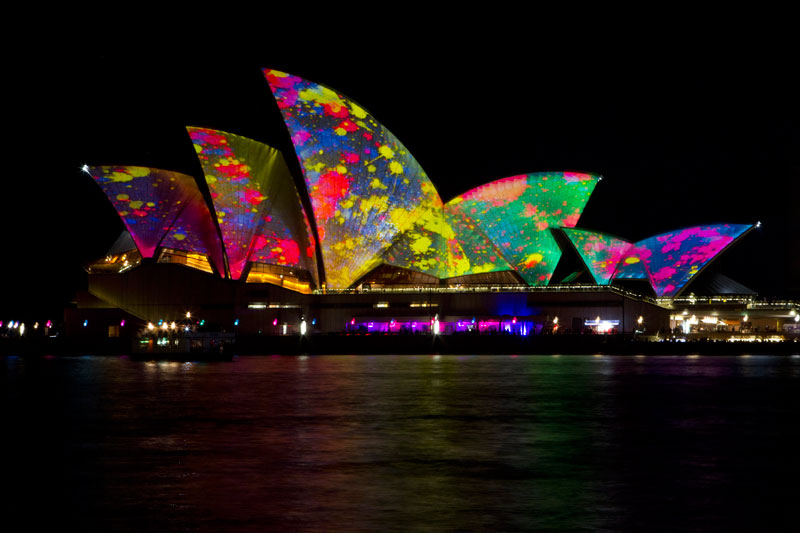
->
[4,354,800,532]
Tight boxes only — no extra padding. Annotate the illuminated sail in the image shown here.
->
[561,228,632,285]
[188,127,317,283]
[264,69,442,289]
[632,224,754,297]
[88,166,205,259]
[447,173,599,285]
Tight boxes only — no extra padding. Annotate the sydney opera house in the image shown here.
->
[68,68,767,339]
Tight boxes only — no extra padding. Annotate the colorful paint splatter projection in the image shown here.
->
[380,205,514,279]
[264,69,443,289]
[158,182,226,277]
[188,127,318,282]
[561,228,633,285]
[612,244,653,280]
[443,209,515,278]
[88,166,215,260]
[632,224,753,297]
[446,173,598,285]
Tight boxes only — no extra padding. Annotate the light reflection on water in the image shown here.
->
[6,354,800,531]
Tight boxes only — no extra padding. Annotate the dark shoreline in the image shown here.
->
[3,334,799,357]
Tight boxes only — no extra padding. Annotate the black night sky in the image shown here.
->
[4,36,798,319]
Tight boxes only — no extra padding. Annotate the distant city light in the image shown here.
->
[186,312,191,318]
[147,322,155,330]
[120,319,125,327]
[20,323,25,335]
[234,318,239,326]
[300,319,307,335]
[273,318,278,326]
[81,164,90,173]
[83,320,88,327]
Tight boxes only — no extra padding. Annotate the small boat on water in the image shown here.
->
[133,321,235,361]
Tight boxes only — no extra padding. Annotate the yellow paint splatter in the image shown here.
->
[129,201,143,210]
[411,236,433,254]
[379,145,395,159]
[359,195,389,215]
[146,202,155,207]
[108,171,134,183]
[525,252,544,265]
[350,103,367,119]
[453,256,471,275]
[298,85,343,107]
[174,233,186,241]
[624,256,640,264]
[194,144,202,153]
[334,127,347,136]
[116,194,129,201]
[128,167,150,178]
[389,161,403,175]
[471,263,495,274]
[367,164,377,172]
[370,179,387,189]
[336,165,347,175]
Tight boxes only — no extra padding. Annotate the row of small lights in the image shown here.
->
[678,309,799,322]
[2,320,54,336]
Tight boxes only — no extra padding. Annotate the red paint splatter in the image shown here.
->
[244,188,263,205]
[323,103,349,118]
[216,162,249,180]
[277,239,300,265]
[313,171,351,221]
[561,213,581,227]
[252,235,269,252]
[342,152,360,164]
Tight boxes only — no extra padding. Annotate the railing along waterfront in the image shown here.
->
[314,284,659,304]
